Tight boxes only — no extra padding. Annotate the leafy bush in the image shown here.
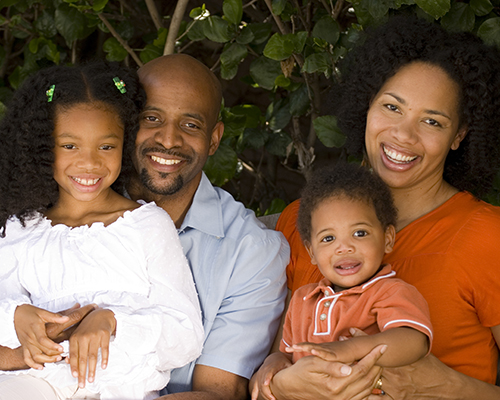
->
[2,0,500,211]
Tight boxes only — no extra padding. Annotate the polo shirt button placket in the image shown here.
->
[324,301,331,307]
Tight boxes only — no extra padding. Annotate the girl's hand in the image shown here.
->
[14,304,70,369]
[250,352,292,400]
[68,308,116,388]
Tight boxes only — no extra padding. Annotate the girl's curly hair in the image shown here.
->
[331,15,500,197]
[0,61,146,237]
[297,162,397,243]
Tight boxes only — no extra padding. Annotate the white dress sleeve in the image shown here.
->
[0,219,32,348]
[97,205,204,372]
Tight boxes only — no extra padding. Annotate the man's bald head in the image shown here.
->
[139,54,222,128]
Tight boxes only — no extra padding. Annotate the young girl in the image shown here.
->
[0,62,204,400]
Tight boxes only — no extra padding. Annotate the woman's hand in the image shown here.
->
[250,352,293,400]
[14,304,70,369]
[68,308,116,388]
[270,344,386,400]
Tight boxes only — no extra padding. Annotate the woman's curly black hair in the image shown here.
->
[297,162,397,243]
[331,15,500,197]
[0,61,146,237]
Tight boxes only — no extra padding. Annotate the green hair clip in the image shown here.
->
[46,85,55,102]
[113,77,127,94]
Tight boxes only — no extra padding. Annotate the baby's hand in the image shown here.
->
[286,340,358,364]
[68,308,116,388]
[14,304,70,370]
[250,352,292,400]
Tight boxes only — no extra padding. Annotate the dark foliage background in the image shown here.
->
[2,0,500,213]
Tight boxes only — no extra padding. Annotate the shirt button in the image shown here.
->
[324,301,331,307]
[324,290,330,296]
[319,314,327,321]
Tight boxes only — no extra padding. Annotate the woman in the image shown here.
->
[268,16,500,399]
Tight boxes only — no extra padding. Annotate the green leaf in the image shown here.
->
[302,53,331,76]
[231,104,262,128]
[103,37,128,61]
[478,18,500,47]
[153,27,168,47]
[204,142,238,186]
[92,0,107,12]
[313,116,345,148]
[221,63,238,80]
[34,10,57,38]
[264,32,306,61]
[221,108,247,138]
[220,42,247,67]
[289,84,310,116]
[249,57,282,90]
[440,3,475,32]
[55,3,94,46]
[116,19,135,41]
[264,32,293,60]
[470,0,493,17]
[340,25,365,50]
[364,0,390,20]
[223,0,242,25]
[187,20,206,41]
[275,74,291,88]
[267,100,291,131]
[236,25,254,44]
[272,0,287,15]
[415,0,450,19]
[0,0,19,9]
[240,128,268,150]
[140,43,162,64]
[265,131,292,157]
[312,16,340,45]
[264,198,287,215]
[248,23,272,45]
[203,15,231,43]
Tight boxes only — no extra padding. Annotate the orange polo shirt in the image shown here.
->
[276,191,500,383]
[279,265,433,363]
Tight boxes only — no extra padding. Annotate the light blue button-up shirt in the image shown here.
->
[166,173,289,393]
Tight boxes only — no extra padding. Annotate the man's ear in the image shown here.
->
[384,225,396,254]
[304,241,318,265]
[451,126,468,151]
[209,121,224,156]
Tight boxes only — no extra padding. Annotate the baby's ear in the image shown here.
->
[304,241,318,265]
[384,225,396,254]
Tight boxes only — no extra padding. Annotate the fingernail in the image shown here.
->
[73,371,78,377]
[349,327,356,335]
[340,365,352,376]
[380,345,388,354]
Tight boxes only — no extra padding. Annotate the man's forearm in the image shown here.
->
[0,345,28,371]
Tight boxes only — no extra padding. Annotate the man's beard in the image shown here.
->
[139,168,184,196]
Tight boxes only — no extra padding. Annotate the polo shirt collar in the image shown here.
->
[304,264,395,300]
[179,172,225,238]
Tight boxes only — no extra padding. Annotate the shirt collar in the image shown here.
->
[179,172,225,238]
[304,264,395,300]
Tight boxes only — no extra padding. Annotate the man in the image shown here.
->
[0,55,289,400]
[129,54,288,399]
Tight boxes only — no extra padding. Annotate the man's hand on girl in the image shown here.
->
[68,308,116,388]
[14,304,70,369]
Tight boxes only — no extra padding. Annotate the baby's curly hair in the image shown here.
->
[0,61,146,237]
[331,15,500,196]
[297,163,397,243]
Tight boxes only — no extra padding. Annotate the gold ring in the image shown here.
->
[374,377,383,390]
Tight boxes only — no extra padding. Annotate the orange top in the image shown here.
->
[280,265,433,363]
[276,192,500,383]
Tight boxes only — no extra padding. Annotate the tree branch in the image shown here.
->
[164,0,189,55]
[144,0,163,31]
[98,13,143,67]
